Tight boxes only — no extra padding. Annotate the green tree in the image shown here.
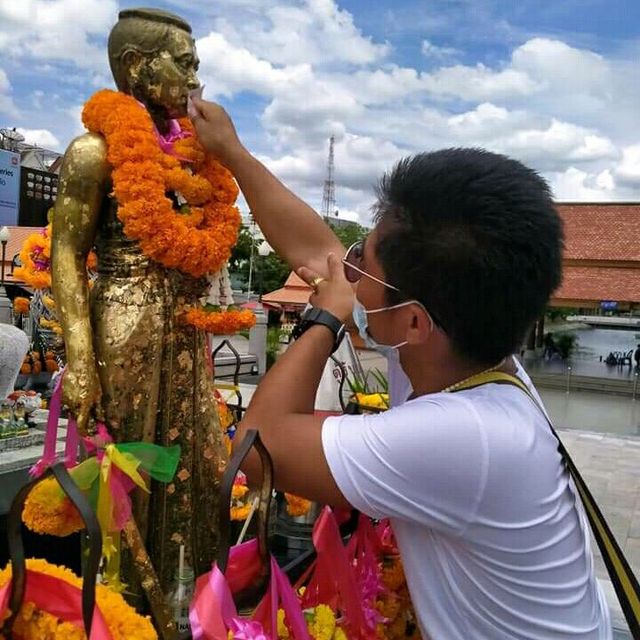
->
[328,221,368,248]
[228,226,290,294]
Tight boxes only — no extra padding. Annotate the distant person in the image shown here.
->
[634,344,640,369]
[543,332,556,360]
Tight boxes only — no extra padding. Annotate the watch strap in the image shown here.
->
[293,307,346,353]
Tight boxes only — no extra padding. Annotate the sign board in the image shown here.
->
[0,149,20,225]
[19,167,58,227]
[600,300,618,311]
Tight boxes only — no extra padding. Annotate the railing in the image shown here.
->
[212,339,244,422]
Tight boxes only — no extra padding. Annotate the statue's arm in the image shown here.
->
[51,133,109,434]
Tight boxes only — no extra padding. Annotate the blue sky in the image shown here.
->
[1,0,639,223]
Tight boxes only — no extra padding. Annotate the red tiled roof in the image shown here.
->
[556,203,640,262]
[282,272,312,288]
[553,266,640,304]
[261,272,312,307]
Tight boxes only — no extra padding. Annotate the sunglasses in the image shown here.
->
[342,240,446,332]
[342,240,398,290]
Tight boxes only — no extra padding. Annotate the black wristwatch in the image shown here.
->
[292,307,346,353]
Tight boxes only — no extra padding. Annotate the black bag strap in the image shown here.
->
[216,429,273,610]
[3,462,102,637]
[452,370,640,637]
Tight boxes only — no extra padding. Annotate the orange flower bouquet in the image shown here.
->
[13,296,30,315]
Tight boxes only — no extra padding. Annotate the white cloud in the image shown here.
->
[421,39,459,60]
[492,119,617,170]
[423,64,540,101]
[511,38,611,97]
[17,128,61,149]
[212,0,389,66]
[0,68,18,117]
[197,32,312,98]
[550,167,616,202]
[615,145,640,187]
[0,0,118,71]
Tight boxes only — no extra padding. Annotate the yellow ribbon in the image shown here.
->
[95,444,151,592]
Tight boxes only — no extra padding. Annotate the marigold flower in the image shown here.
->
[0,558,157,639]
[182,307,256,335]
[82,90,241,277]
[22,477,84,537]
[284,493,312,517]
[13,296,30,315]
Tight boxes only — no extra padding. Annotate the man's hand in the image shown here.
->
[62,364,103,436]
[298,252,354,323]
[188,97,246,168]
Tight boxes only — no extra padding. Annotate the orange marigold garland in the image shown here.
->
[0,559,157,640]
[183,305,256,335]
[82,89,241,278]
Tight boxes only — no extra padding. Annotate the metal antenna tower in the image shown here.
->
[321,136,337,220]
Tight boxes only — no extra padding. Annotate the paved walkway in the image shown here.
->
[559,430,640,579]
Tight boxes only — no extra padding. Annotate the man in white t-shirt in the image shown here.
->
[190,101,611,638]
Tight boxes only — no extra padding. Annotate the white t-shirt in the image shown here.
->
[322,358,611,639]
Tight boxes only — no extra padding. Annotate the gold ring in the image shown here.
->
[310,277,326,290]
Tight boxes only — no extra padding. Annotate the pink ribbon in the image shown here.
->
[189,542,311,640]
[0,568,112,639]
[30,371,79,477]
[347,516,387,628]
[302,507,375,639]
[153,118,192,161]
[228,619,270,640]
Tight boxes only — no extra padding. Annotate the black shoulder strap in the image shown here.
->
[452,371,640,637]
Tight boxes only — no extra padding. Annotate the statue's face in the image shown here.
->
[133,27,200,119]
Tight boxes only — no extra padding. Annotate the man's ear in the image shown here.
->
[121,49,144,88]
[405,304,434,345]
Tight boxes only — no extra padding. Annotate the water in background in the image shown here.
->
[559,326,638,362]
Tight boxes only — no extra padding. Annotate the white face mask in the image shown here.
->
[351,297,415,357]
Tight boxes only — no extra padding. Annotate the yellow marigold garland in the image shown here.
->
[22,477,84,537]
[183,306,256,335]
[0,559,157,640]
[277,604,346,640]
[82,89,241,278]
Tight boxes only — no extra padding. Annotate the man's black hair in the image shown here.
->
[374,148,564,365]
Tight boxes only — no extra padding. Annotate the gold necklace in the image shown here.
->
[442,358,507,393]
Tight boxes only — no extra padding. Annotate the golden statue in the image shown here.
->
[51,7,229,599]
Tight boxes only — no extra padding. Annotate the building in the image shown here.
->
[552,203,640,312]
[0,130,62,228]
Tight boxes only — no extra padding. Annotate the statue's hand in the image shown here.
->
[62,364,103,436]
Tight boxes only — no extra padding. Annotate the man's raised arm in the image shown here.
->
[190,98,344,277]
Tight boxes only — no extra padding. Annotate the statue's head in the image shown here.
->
[108,8,199,119]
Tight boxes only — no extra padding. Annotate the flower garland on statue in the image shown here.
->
[184,304,256,335]
[0,559,157,640]
[82,89,254,334]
